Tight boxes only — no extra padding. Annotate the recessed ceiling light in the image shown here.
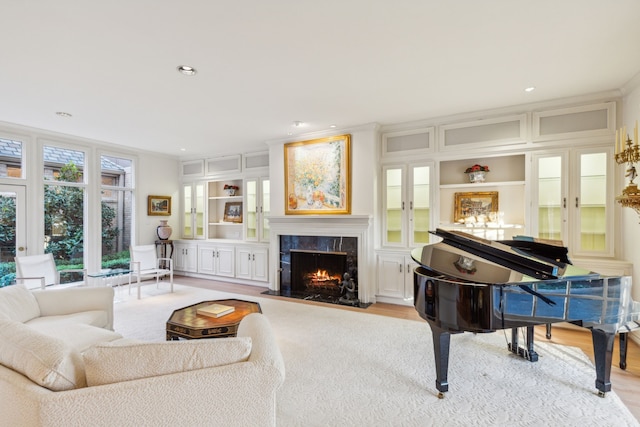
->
[180,148,186,152]
[524,86,535,93]
[293,121,304,127]
[55,111,72,118]
[177,65,197,76]
[329,124,337,128]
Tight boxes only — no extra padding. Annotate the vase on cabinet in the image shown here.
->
[467,171,487,183]
[157,220,172,240]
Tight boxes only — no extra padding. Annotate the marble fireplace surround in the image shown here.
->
[267,215,373,304]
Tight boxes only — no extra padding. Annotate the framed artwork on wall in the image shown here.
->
[284,134,351,215]
[454,191,498,223]
[148,195,171,216]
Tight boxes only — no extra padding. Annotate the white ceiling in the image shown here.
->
[2,0,640,159]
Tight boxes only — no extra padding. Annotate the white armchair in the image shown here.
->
[128,245,173,299]
[15,253,86,289]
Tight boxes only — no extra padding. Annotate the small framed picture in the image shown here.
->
[148,195,171,216]
[223,202,243,223]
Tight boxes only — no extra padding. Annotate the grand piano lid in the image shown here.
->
[430,228,569,280]
[411,243,524,284]
[412,229,597,283]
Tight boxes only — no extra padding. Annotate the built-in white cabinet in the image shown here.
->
[174,242,198,272]
[376,252,418,305]
[178,152,271,287]
[198,244,235,277]
[245,177,270,242]
[182,182,206,239]
[382,162,434,248]
[235,246,268,282]
[530,146,614,258]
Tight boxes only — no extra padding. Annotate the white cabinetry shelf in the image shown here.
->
[438,154,526,240]
[439,180,525,189]
[207,179,243,240]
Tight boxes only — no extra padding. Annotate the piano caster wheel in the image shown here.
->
[597,390,606,398]
[437,392,445,399]
[620,361,627,370]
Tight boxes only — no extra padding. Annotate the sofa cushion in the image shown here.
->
[0,284,41,322]
[0,318,86,391]
[25,310,109,330]
[83,337,252,386]
[27,322,123,352]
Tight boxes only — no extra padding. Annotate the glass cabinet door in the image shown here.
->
[410,165,430,246]
[245,177,270,242]
[532,148,612,257]
[246,180,258,240]
[382,163,432,248]
[262,179,270,242]
[182,182,205,239]
[536,155,565,243]
[576,151,608,253]
[383,166,404,246]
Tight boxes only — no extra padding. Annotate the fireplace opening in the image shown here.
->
[291,250,346,296]
[269,235,368,307]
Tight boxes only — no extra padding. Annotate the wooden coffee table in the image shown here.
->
[166,299,262,340]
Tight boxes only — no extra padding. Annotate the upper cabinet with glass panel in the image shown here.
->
[382,128,434,158]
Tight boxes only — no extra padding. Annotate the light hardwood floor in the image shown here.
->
[177,275,640,421]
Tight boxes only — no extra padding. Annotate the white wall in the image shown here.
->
[136,154,180,245]
[622,77,640,303]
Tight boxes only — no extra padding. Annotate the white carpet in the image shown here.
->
[113,283,639,427]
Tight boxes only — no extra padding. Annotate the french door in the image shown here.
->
[0,185,26,283]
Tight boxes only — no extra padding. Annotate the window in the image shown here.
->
[0,138,23,179]
[43,145,86,284]
[100,155,133,269]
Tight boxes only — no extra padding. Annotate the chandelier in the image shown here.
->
[615,121,640,216]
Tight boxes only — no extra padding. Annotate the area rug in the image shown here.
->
[113,283,639,427]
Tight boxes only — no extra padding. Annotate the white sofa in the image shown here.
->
[0,284,285,427]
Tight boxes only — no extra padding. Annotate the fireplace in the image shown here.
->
[267,215,373,305]
[277,235,362,305]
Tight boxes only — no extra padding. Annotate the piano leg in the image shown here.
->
[428,323,450,399]
[619,332,628,370]
[590,328,615,397]
[508,327,539,362]
[525,326,539,362]
[545,323,552,339]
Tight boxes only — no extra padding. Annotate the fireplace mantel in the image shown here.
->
[267,215,373,303]
[268,215,371,229]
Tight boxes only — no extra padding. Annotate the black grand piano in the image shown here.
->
[413,229,640,398]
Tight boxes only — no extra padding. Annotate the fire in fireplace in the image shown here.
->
[291,250,346,295]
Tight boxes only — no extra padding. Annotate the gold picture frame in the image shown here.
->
[148,195,171,216]
[284,134,351,214]
[454,191,498,223]
[223,202,243,223]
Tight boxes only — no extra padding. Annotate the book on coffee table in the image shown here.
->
[197,303,235,318]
